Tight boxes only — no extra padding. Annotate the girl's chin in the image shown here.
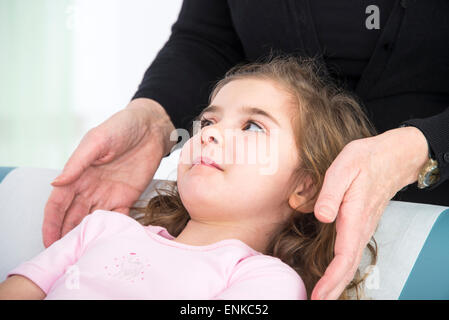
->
[179,188,220,209]
[180,181,218,196]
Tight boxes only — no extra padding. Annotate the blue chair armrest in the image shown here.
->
[0,167,16,183]
[399,208,449,300]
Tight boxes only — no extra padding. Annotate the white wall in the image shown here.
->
[72,0,183,139]
[0,0,183,169]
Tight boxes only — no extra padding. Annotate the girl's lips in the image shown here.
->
[192,156,223,171]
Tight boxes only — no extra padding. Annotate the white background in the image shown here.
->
[0,0,183,169]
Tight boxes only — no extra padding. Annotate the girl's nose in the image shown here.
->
[201,127,221,145]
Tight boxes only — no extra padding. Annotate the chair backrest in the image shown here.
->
[0,166,16,184]
[357,201,449,299]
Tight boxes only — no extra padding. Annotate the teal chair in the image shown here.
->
[0,167,15,184]
[0,157,448,299]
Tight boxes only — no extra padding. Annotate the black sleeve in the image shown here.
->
[132,0,245,131]
[401,107,449,189]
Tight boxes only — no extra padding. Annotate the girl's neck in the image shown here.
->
[173,219,276,254]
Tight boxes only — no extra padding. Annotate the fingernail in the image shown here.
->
[51,176,62,184]
[318,291,327,300]
[319,206,334,220]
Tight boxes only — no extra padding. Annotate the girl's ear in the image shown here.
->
[288,175,316,213]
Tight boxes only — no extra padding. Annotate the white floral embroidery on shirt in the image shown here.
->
[104,252,151,283]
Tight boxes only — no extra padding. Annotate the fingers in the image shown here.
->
[42,186,76,248]
[312,248,364,300]
[89,204,129,216]
[60,194,92,238]
[311,229,362,300]
[51,131,107,187]
[311,198,369,300]
[314,152,360,223]
[113,207,130,215]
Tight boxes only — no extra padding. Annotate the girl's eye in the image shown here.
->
[200,118,212,128]
[243,121,265,132]
[200,118,265,133]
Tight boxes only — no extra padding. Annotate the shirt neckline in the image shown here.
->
[144,224,261,254]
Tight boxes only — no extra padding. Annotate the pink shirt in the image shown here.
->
[7,210,307,299]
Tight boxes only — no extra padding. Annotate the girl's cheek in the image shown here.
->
[180,134,204,165]
[179,138,195,166]
[231,134,263,166]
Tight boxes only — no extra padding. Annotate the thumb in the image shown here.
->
[51,131,108,186]
[314,162,359,223]
[314,206,338,224]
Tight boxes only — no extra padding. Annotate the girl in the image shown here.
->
[0,55,376,300]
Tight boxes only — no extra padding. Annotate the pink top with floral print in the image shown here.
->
[7,210,306,299]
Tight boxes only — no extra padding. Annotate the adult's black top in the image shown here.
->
[133,0,449,206]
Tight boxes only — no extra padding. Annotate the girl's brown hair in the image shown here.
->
[130,54,378,299]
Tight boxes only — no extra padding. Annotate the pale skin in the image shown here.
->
[174,79,315,253]
[0,276,46,300]
[4,84,429,300]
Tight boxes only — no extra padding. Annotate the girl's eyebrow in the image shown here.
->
[199,104,280,126]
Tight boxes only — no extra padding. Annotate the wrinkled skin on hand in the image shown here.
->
[311,126,429,300]
[42,98,176,248]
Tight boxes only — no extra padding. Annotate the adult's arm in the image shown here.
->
[133,0,246,131]
[401,107,449,188]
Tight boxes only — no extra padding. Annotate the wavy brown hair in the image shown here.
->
[130,54,378,299]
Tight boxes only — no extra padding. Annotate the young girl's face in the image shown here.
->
[177,78,300,228]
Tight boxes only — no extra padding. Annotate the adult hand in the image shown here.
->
[42,98,177,248]
[311,126,429,300]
